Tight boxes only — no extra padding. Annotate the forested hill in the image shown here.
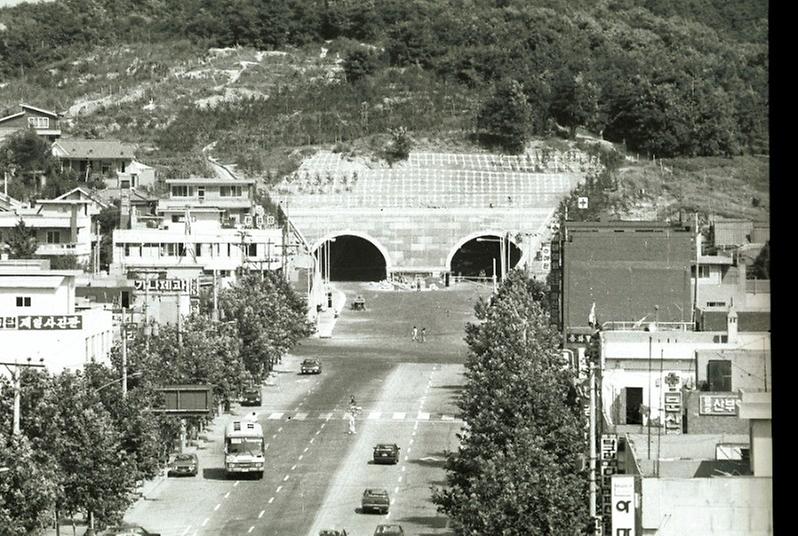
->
[0,0,768,160]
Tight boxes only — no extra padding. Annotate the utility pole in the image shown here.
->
[588,357,597,519]
[492,258,497,293]
[121,308,128,400]
[647,335,652,459]
[2,359,46,436]
[212,268,219,321]
[692,212,700,324]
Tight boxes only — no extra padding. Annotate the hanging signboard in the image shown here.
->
[699,394,738,416]
[13,315,83,330]
[611,475,636,536]
[134,278,199,296]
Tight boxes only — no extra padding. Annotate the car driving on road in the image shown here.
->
[241,387,262,406]
[167,453,198,477]
[374,524,405,535]
[301,358,322,374]
[319,530,348,536]
[361,488,390,514]
[372,443,400,464]
[100,524,161,536]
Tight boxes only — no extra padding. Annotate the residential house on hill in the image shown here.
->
[52,139,137,180]
[0,104,62,143]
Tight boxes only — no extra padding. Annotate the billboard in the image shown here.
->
[155,385,213,416]
[611,475,636,536]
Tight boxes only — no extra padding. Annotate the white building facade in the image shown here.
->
[0,268,114,373]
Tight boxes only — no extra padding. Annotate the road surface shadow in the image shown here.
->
[434,384,463,390]
[202,468,229,480]
[398,515,449,530]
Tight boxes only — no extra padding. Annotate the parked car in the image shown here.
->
[374,524,405,535]
[361,488,390,514]
[301,358,322,374]
[372,443,400,464]
[168,453,198,477]
[100,524,161,536]
[319,531,348,536]
[241,387,262,406]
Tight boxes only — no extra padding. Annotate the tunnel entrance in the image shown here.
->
[450,235,522,279]
[316,235,387,281]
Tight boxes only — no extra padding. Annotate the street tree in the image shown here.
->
[0,432,58,536]
[219,272,314,379]
[433,271,588,534]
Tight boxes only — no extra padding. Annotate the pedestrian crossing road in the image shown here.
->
[251,409,464,423]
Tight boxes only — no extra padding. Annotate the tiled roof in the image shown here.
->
[53,139,136,160]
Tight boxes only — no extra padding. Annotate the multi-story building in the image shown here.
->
[51,139,137,180]
[0,262,114,372]
[158,177,258,229]
[0,199,98,265]
[0,104,62,143]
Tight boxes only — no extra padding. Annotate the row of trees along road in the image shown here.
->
[432,271,589,534]
[0,272,312,534]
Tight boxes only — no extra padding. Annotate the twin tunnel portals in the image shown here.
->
[313,233,523,283]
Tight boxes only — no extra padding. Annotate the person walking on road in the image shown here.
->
[411,326,418,342]
[420,327,426,343]
[348,410,357,434]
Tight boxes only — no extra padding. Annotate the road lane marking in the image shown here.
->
[368,411,382,420]
[233,481,239,487]
[267,413,284,420]
[409,438,414,446]
[268,497,274,504]
[278,426,283,432]
[392,412,406,420]
[283,474,290,481]
[303,447,309,453]
[272,434,277,439]
[181,526,190,536]
[401,466,406,472]
[398,476,403,482]
[310,437,315,443]
[291,464,297,471]
[276,485,283,492]
[293,412,308,420]
[320,412,332,420]
[259,509,266,517]
[412,431,417,437]
[442,415,455,421]
[417,412,430,420]
[320,423,326,429]
[265,443,270,450]
[405,455,409,461]
[315,430,321,435]
[394,486,399,493]
[224,491,231,498]
[248,527,254,533]
[214,504,220,511]
[202,519,208,527]
[298,454,303,460]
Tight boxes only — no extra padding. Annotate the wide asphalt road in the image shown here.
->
[125,281,490,536]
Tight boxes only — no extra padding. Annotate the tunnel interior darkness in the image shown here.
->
[450,235,522,278]
[316,235,387,281]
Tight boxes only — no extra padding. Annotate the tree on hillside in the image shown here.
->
[476,80,531,154]
[750,241,769,279]
[0,432,58,536]
[550,70,598,139]
[7,219,38,258]
[343,49,379,84]
[433,271,587,534]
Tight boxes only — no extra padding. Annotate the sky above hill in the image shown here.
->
[0,0,51,6]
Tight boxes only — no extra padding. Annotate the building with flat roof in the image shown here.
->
[0,265,114,372]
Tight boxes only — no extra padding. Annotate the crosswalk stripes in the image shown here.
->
[367,411,382,420]
[267,412,284,420]
[292,412,308,421]
[416,412,430,420]
[392,412,406,420]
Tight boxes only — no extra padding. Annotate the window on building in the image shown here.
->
[195,244,202,257]
[27,116,49,129]
[171,186,190,197]
[120,179,131,189]
[101,163,111,175]
[46,231,61,244]
[220,186,243,197]
[707,360,732,392]
[692,265,711,278]
[197,186,205,200]
[171,215,181,222]
[247,244,257,257]
[16,296,31,307]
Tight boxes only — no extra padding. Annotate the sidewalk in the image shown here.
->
[316,286,347,338]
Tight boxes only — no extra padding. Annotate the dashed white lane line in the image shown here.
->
[224,491,231,499]
[320,423,326,429]
[233,481,239,487]
[272,434,277,439]
[310,437,315,443]
[315,430,321,435]
[248,527,254,533]
[320,412,332,420]
[368,411,382,420]
[412,430,417,437]
[398,476,403,483]
[278,426,283,432]
[276,485,283,493]
[442,415,455,421]
[417,412,430,420]
[268,413,284,420]
[283,474,290,481]
[181,526,191,536]
[294,412,308,420]
[392,412,406,420]
[401,466,406,472]
[303,447,309,453]
[268,497,274,505]
[394,486,399,494]
[291,464,297,471]
[265,443,270,450]
[404,455,409,461]
[259,509,266,517]
[214,504,221,511]
[409,438,414,446]
[202,518,209,527]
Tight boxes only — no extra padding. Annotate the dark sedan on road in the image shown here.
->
[168,453,198,477]
[374,524,404,535]
[301,358,322,374]
[372,443,400,464]
[361,488,390,514]
[100,525,161,536]
[319,531,348,536]
[241,387,262,406]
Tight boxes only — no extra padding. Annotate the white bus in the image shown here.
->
[224,419,265,478]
